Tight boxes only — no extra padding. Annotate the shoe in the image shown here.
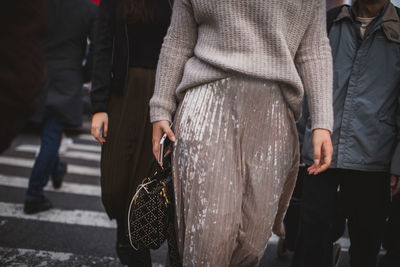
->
[24,196,52,214]
[332,243,341,267]
[52,161,67,189]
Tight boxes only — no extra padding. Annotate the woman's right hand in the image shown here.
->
[152,120,176,164]
[308,128,333,175]
[91,112,108,144]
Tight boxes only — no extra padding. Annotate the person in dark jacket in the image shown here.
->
[90,0,172,266]
[0,0,48,153]
[292,1,400,267]
[24,0,98,214]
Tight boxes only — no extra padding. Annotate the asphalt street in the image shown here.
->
[0,124,353,266]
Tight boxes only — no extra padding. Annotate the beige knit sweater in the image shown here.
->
[150,0,333,132]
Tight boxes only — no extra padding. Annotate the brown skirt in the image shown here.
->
[100,67,155,222]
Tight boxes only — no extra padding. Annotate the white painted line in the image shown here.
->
[0,156,100,177]
[0,174,101,197]
[15,145,100,162]
[0,202,116,228]
[0,247,165,267]
[77,134,96,141]
[0,247,75,262]
[0,247,123,264]
[16,143,101,154]
[70,143,101,153]
[63,151,100,161]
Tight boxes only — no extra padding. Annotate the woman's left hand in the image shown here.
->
[308,128,333,175]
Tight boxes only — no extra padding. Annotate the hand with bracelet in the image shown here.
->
[391,175,400,195]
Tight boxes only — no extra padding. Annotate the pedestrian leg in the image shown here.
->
[172,79,243,266]
[380,194,400,267]
[228,80,299,266]
[292,169,340,267]
[26,118,65,200]
[342,171,390,267]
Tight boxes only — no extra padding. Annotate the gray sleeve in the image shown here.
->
[295,0,333,133]
[149,0,198,123]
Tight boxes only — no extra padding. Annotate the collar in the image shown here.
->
[334,1,400,44]
[382,2,400,43]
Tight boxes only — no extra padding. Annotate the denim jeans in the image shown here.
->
[26,118,65,200]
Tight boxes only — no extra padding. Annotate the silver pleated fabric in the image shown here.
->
[172,76,299,267]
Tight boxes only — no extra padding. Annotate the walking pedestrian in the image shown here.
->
[292,1,400,267]
[0,0,47,153]
[24,0,97,214]
[90,0,172,266]
[150,0,334,266]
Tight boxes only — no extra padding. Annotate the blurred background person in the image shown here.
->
[90,0,172,266]
[0,0,48,153]
[292,1,400,267]
[24,0,98,214]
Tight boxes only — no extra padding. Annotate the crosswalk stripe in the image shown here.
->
[16,143,101,153]
[0,247,165,267]
[0,174,101,197]
[0,156,100,177]
[0,247,76,262]
[0,202,115,228]
[77,134,96,141]
[15,145,100,162]
[69,143,101,153]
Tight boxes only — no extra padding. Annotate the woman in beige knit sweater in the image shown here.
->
[150,0,334,266]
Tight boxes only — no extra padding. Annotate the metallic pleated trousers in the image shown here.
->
[172,77,300,267]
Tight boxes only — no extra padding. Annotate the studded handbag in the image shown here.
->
[127,156,173,250]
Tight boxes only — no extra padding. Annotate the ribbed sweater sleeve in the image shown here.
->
[295,1,334,132]
[149,0,197,123]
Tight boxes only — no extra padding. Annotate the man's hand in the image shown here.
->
[390,175,400,195]
[308,128,333,175]
[91,112,108,144]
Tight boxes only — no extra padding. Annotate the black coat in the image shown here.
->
[33,0,98,127]
[0,0,48,152]
[90,0,172,114]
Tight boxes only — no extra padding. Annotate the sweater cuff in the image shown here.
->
[391,143,400,176]
[150,106,172,123]
[311,115,333,133]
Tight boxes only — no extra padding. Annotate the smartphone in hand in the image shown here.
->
[158,124,173,165]
[158,133,167,165]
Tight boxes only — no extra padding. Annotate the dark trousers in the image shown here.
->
[26,118,65,200]
[292,168,390,267]
[380,194,400,267]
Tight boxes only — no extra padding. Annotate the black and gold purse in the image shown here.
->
[127,158,173,250]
